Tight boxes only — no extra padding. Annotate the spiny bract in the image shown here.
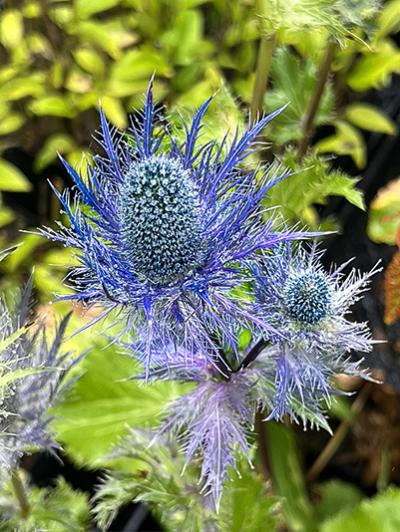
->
[0,280,72,471]
[41,79,310,370]
[252,242,380,422]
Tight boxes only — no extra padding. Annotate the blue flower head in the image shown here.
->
[42,80,309,369]
[251,242,380,422]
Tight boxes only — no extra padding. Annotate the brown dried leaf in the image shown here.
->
[384,249,400,325]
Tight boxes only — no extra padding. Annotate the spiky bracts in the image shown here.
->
[0,281,71,471]
[41,80,311,370]
[251,243,380,422]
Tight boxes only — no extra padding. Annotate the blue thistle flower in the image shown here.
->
[251,242,380,422]
[0,279,72,471]
[41,80,311,369]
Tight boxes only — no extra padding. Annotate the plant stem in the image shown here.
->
[251,33,276,122]
[256,412,270,481]
[306,382,373,483]
[238,337,265,370]
[298,40,336,158]
[11,470,30,520]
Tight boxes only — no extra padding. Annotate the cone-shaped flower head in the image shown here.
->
[251,242,380,422]
[42,80,310,369]
[0,280,72,471]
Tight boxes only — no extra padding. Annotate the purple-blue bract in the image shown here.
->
[0,280,71,471]
[251,243,379,421]
[42,80,307,370]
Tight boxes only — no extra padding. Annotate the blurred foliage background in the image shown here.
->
[1,0,400,530]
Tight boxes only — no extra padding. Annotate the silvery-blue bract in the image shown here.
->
[42,80,308,370]
[0,280,71,471]
[251,243,380,421]
[145,348,270,510]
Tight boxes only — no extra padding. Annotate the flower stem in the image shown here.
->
[251,33,276,123]
[11,470,30,520]
[306,382,373,483]
[256,412,270,481]
[298,40,336,158]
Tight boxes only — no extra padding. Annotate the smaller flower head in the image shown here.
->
[0,280,72,471]
[251,242,380,422]
[285,270,330,325]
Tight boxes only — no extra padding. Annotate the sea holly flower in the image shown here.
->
[0,279,71,471]
[250,242,380,421]
[41,80,311,369]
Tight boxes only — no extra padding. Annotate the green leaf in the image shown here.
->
[94,431,282,532]
[0,477,90,531]
[347,41,400,91]
[0,244,19,263]
[161,10,203,65]
[74,0,121,20]
[74,21,122,59]
[321,487,400,532]
[0,159,31,192]
[328,396,353,422]
[0,10,23,49]
[73,47,105,76]
[0,113,24,135]
[52,342,189,467]
[377,0,400,39]
[65,68,93,94]
[0,205,14,227]
[266,422,317,532]
[29,96,75,118]
[111,48,172,82]
[100,96,127,129]
[345,103,397,135]
[221,466,280,532]
[0,74,45,101]
[367,177,400,245]
[0,326,26,353]
[265,48,334,144]
[314,481,363,522]
[0,233,44,272]
[34,134,76,172]
[23,1,41,18]
[316,120,366,169]
[263,149,365,227]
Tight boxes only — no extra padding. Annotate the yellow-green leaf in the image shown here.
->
[377,0,400,39]
[0,159,32,192]
[111,48,172,82]
[74,0,121,20]
[100,96,127,129]
[52,342,188,466]
[347,41,400,91]
[316,120,366,169]
[367,177,400,245]
[345,103,397,135]
[0,74,45,101]
[35,134,76,172]
[73,47,104,76]
[0,206,14,227]
[29,96,75,118]
[0,10,23,49]
[0,113,24,135]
